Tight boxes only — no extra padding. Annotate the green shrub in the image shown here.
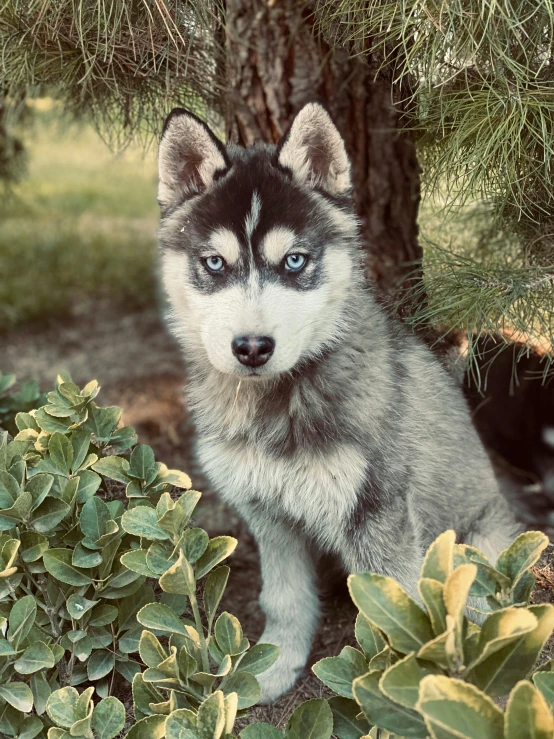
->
[0,372,278,738]
[118,505,554,738]
[304,528,554,739]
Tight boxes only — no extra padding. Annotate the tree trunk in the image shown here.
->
[223,0,421,305]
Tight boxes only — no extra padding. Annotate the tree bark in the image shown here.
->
[223,0,421,305]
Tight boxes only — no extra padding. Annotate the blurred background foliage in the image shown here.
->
[0,101,158,328]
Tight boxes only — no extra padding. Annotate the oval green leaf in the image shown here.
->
[43,549,93,586]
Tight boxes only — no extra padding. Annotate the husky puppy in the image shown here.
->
[157,103,519,703]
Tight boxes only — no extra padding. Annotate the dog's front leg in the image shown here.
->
[339,509,424,602]
[243,511,320,704]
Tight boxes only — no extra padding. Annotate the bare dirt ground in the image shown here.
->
[2,305,553,728]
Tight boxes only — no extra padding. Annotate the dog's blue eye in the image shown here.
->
[285,253,307,272]
[205,255,225,273]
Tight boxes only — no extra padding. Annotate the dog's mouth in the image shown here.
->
[232,366,276,381]
[241,371,265,380]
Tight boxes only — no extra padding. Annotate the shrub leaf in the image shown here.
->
[348,573,433,653]
[505,680,554,739]
[417,674,504,738]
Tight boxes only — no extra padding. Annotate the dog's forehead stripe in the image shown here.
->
[261,227,297,264]
[245,191,261,240]
[208,227,241,264]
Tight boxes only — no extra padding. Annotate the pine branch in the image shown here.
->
[399,239,554,378]
[0,0,226,147]
[314,1,554,225]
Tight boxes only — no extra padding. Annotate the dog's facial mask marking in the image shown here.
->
[158,104,356,378]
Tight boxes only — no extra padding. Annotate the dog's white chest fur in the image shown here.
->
[197,436,366,542]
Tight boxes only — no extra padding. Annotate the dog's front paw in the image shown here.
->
[255,628,311,704]
[257,659,303,705]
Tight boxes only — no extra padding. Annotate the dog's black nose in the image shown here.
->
[232,335,275,367]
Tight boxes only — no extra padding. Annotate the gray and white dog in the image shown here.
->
[156,103,519,703]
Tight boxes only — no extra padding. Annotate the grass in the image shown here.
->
[0,103,159,331]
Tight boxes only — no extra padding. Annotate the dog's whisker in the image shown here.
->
[291,316,337,336]
[221,379,242,429]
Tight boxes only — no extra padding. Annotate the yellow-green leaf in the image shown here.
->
[224,691,238,735]
[505,680,554,739]
[353,670,427,738]
[87,650,115,681]
[421,530,455,584]
[496,532,549,589]
[21,531,49,562]
[328,696,371,739]
[467,607,538,670]
[120,550,157,578]
[165,709,197,739]
[91,696,126,739]
[444,564,476,626]
[121,507,171,541]
[215,612,248,656]
[312,648,367,700]
[380,653,440,710]
[237,643,280,676]
[122,714,166,739]
[137,603,190,637]
[159,550,195,596]
[204,566,230,629]
[355,613,386,660]
[139,630,168,668]
[48,432,73,474]
[46,687,79,728]
[131,673,164,717]
[417,675,503,739]
[468,604,554,696]
[417,620,454,670]
[30,498,70,533]
[222,672,261,710]
[419,578,447,636]
[196,536,238,579]
[348,573,433,653]
[534,672,554,705]
[14,642,55,675]
[7,594,37,649]
[240,723,282,739]
[0,682,34,712]
[43,549,92,586]
[453,544,500,599]
[197,690,226,739]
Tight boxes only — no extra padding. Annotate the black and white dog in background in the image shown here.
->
[156,103,519,703]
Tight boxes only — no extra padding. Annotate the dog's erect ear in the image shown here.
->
[158,108,229,211]
[277,103,351,196]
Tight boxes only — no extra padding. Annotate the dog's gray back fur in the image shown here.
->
[157,103,519,703]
